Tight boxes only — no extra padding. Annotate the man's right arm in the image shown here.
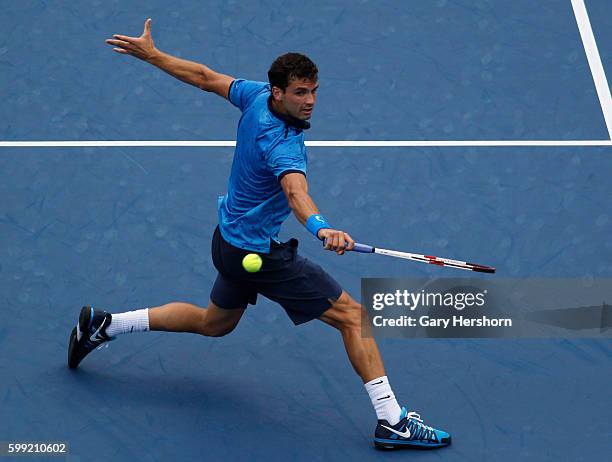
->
[280,172,355,255]
[106,18,234,99]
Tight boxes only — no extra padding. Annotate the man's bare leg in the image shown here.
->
[148,301,245,337]
[69,300,242,369]
[318,291,384,382]
[319,290,402,425]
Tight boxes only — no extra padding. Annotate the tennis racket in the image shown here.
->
[326,240,496,273]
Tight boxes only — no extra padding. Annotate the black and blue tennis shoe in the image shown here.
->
[68,306,115,369]
[374,407,451,449]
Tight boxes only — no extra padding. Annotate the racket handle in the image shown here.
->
[322,239,374,253]
[351,242,374,253]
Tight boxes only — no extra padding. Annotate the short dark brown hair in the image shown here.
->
[267,53,318,91]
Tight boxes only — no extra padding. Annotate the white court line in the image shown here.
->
[0,140,611,148]
[305,140,612,147]
[572,0,612,140]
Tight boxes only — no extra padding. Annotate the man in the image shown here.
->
[68,18,451,450]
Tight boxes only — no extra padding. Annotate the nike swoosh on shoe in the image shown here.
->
[89,318,107,342]
[380,424,411,439]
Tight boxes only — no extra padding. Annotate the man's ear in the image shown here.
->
[271,86,284,101]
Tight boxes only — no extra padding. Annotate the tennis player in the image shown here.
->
[68,19,451,449]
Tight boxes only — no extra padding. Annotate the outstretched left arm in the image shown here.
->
[106,18,234,99]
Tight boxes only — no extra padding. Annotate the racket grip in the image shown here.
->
[350,242,374,253]
[322,239,374,253]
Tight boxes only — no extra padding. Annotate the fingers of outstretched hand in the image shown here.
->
[144,18,152,36]
[106,38,131,48]
[112,34,137,43]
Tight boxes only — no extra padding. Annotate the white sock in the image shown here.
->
[364,376,403,425]
[106,309,150,337]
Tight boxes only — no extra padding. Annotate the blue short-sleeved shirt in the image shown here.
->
[217,79,308,253]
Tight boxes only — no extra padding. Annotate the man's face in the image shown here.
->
[272,78,318,120]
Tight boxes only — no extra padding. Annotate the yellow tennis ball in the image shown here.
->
[242,253,262,273]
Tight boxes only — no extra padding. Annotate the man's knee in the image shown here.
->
[322,292,364,331]
[199,303,244,337]
[202,323,237,337]
[340,302,365,331]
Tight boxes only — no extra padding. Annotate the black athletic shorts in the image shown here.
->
[210,226,342,325]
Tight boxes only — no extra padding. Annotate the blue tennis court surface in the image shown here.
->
[2,0,610,141]
[1,1,611,461]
